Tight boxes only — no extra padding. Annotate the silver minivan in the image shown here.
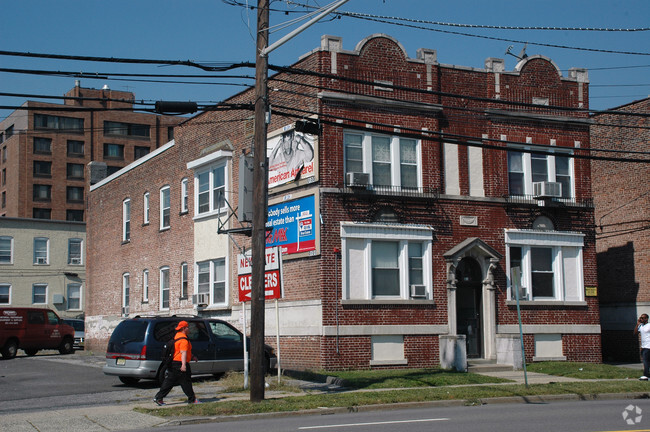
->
[102,316,276,385]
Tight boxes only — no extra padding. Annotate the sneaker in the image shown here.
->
[188,399,202,404]
[153,399,166,406]
[639,376,648,381]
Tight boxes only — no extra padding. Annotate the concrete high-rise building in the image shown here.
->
[0,83,183,221]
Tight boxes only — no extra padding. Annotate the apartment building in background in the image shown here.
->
[0,83,183,221]
[0,217,86,317]
[591,97,650,362]
[86,34,601,370]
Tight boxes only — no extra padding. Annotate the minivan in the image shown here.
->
[103,316,277,385]
[0,308,76,359]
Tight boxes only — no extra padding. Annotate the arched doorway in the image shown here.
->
[456,257,483,358]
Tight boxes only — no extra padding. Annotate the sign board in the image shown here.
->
[585,286,597,297]
[266,195,316,255]
[267,126,316,189]
[237,246,282,302]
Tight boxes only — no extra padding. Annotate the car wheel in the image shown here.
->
[24,348,38,356]
[118,376,141,385]
[1,340,18,359]
[58,337,74,355]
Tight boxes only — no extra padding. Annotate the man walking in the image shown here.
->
[634,314,650,381]
[154,321,201,404]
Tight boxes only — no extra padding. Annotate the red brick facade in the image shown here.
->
[591,98,650,362]
[86,34,601,367]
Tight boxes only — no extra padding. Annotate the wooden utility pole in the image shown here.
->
[251,0,270,403]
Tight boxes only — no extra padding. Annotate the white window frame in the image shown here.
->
[67,283,82,310]
[33,237,49,265]
[68,238,83,265]
[341,223,433,300]
[195,258,227,306]
[0,283,11,304]
[343,131,422,189]
[181,178,189,213]
[187,150,232,220]
[143,192,150,224]
[181,262,188,299]
[142,269,149,302]
[32,283,47,304]
[505,229,585,302]
[122,198,131,242]
[507,143,574,199]
[160,186,170,230]
[122,273,130,314]
[160,266,170,310]
[0,236,13,264]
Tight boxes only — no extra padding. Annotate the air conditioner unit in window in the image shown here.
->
[36,257,47,265]
[410,284,427,298]
[122,306,129,316]
[346,172,370,187]
[192,293,209,306]
[532,181,561,199]
[70,258,81,265]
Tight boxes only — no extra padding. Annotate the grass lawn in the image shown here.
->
[135,362,650,418]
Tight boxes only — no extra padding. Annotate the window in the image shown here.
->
[142,269,149,302]
[2,146,6,162]
[66,209,84,221]
[66,186,84,203]
[195,164,226,216]
[2,168,5,186]
[5,125,13,138]
[68,238,83,265]
[33,184,52,201]
[0,236,13,264]
[33,137,52,154]
[33,237,49,264]
[181,178,188,213]
[67,284,81,310]
[34,114,83,131]
[143,192,150,224]
[168,126,174,141]
[160,267,170,310]
[507,146,574,199]
[33,160,52,177]
[196,258,226,305]
[506,229,585,302]
[122,273,130,315]
[0,284,10,304]
[104,144,124,159]
[134,146,150,159]
[33,208,51,219]
[1,191,4,208]
[33,284,47,304]
[160,186,170,229]
[67,163,84,180]
[344,131,421,189]
[341,224,432,300]
[67,140,84,156]
[123,199,131,242]
[104,121,150,138]
[181,262,188,298]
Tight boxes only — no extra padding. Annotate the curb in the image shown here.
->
[157,391,650,427]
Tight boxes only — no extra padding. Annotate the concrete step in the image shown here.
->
[467,360,514,373]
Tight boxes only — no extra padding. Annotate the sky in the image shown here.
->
[1,0,649,122]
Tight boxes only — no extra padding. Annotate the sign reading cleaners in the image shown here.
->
[237,246,283,302]
[265,195,316,255]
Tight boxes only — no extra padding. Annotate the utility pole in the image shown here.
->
[250,0,270,403]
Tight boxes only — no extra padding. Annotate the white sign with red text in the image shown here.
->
[237,246,283,302]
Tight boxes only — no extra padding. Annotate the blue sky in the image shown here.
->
[1,0,649,121]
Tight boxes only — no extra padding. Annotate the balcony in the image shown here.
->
[505,194,594,208]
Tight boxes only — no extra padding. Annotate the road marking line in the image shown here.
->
[298,418,450,429]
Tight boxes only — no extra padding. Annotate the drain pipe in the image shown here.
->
[334,247,341,355]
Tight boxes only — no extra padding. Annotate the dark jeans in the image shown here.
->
[154,361,195,402]
[642,348,650,377]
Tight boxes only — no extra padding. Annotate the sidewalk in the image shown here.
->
[0,362,644,432]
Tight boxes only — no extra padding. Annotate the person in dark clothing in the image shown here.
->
[154,321,201,405]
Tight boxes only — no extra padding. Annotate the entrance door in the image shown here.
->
[455,258,482,358]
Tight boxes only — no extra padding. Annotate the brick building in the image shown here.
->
[0,82,182,221]
[86,34,601,369]
[591,97,650,362]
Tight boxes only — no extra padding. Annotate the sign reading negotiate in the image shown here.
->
[237,246,282,302]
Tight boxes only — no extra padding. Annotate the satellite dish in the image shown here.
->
[505,43,528,61]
